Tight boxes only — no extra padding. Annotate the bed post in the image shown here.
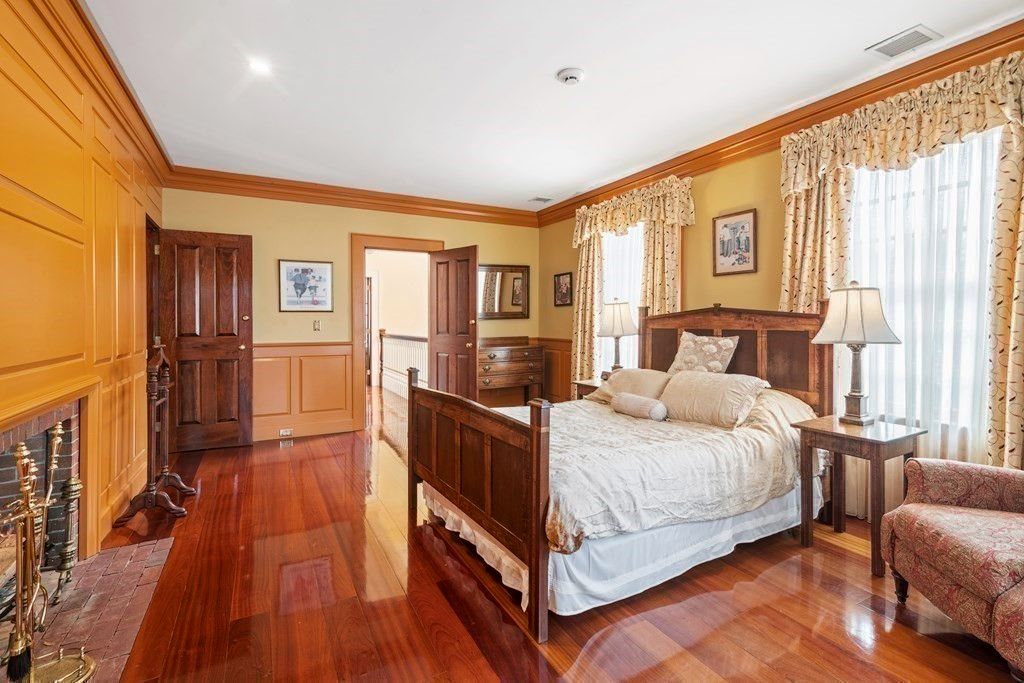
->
[527,398,551,643]
[638,306,649,369]
[408,368,421,529]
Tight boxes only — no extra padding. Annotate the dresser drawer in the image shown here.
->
[479,346,542,362]
[478,372,541,389]
[480,359,540,375]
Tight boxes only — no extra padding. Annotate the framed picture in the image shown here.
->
[553,272,573,306]
[279,259,334,311]
[511,276,523,306]
[713,209,757,276]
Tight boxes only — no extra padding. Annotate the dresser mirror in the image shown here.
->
[477,264,529,319]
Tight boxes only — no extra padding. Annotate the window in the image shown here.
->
[849,126,1001,461]
[597,223,644,372]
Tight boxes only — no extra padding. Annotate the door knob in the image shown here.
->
[238,344,246,350]
[465,342,473,348]
[242,315,250,321]
[469,319,476,325]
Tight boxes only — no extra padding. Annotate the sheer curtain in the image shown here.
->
[843,126,1001,516]
[597,223,644,373]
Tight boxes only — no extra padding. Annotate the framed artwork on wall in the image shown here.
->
[713,209,757,276]
[554,272,573,306]
[511,276,524,306]
[279,259,334,311]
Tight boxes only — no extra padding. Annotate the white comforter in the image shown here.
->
[496,389,815,553]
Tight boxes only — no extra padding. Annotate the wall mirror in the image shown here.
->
[477,264,529,319]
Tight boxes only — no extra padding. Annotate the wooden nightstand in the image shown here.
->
[572,378,602,400]
[792,416,926,577]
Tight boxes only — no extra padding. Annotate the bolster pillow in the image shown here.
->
[610,392,668,421]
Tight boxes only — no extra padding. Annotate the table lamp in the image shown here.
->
[812,282,900,425]
[598,299,638,371]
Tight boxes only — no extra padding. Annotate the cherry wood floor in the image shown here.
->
[104,390,1013,682]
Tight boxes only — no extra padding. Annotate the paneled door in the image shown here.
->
[428,246,478,400]
[159,229,253,452]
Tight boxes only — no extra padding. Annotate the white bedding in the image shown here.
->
[494,389,816,553]
[424,480,823,613]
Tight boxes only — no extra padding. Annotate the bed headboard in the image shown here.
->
[638,304,833,417]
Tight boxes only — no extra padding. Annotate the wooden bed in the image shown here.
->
[406,305,832,642]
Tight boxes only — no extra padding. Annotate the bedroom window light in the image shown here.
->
[848,125,1001,464]
[598,223,644,371]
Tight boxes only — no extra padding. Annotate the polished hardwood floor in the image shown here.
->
[105,389,1013,681]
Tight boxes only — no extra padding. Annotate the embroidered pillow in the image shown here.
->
[585,368,671,404]
[667,331,739,375]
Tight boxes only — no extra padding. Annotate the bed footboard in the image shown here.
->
[407,368,551,642]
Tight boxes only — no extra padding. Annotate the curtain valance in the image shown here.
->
[573,175,694,247]
[780,51,1024,199]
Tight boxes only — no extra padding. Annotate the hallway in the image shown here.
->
[102,388,1013,681]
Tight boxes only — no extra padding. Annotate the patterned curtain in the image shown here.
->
[481,271,498,312]
[778,50,1024,469]
[570,175,694,381]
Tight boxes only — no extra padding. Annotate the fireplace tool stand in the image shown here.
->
[114,343,195,528]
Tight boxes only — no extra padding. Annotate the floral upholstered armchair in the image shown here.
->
[881,458,1024,680]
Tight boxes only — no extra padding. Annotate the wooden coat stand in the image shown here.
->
[114,342,195,526]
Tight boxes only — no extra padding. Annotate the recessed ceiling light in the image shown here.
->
[248,57,272,76]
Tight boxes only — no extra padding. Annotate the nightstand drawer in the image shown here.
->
[479,372,540,389]
[480,359,540,375]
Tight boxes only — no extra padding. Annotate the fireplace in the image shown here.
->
[0,401,81,584]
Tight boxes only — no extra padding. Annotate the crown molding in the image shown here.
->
[164,166,540,227]
[537,17,1024,226]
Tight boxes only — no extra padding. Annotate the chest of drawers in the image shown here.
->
[477,343,544,403]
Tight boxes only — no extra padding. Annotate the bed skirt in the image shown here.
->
[423,480,824,615]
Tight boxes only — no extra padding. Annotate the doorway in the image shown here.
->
[350,235,443,433]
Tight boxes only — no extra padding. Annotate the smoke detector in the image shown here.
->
[866,24,941,58]
[556,68,584,85]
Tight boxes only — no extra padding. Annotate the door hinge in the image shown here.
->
[153,244,160,255]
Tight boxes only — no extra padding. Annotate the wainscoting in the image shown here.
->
[379,333,428,398]
[536,337,572,403]
[252,342,354,441]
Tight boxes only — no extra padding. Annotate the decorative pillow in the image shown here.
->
[659,370,769,428]
[610,393,668,421]
[667,331,739,375]
[586,368,671,404]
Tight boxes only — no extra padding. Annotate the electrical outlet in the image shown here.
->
[279,428,293,437]
[313,320,321,332]
[279,439,293,448]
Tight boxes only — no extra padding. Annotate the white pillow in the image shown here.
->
[667,331,739,375]
[610,393,668,421]
[586,368,671,404]
[659,370,769,428]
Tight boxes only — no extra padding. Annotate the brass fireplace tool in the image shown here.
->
[114,341,196,527]
[1,426,95,681]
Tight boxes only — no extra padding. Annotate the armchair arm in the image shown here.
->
[904,458,1024,513]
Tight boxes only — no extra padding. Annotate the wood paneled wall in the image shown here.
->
[0,0,166,555]
[253,343,355,441]
[536,338,572,403]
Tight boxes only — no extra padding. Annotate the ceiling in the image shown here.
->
[83,1,1024,211]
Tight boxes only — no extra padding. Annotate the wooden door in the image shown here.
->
[428,246,478,400]
[159,229,253,452]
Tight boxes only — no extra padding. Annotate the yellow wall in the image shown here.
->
[537,149,786,339]
[162,189,540,342]
[366,249,429,337]
[0,0,163,553]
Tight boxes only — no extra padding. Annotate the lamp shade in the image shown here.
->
[598,300,638,338]
[812,283,900,345]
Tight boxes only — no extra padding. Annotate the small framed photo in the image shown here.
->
[713,209,757,276]
[511,276,523,306]
[279,260,333,311]
[553,272,573,306]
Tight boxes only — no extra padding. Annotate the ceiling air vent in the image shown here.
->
[866,24,941,58]
[528,197,553,204]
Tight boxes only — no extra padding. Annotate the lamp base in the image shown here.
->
[839,393,875,426]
